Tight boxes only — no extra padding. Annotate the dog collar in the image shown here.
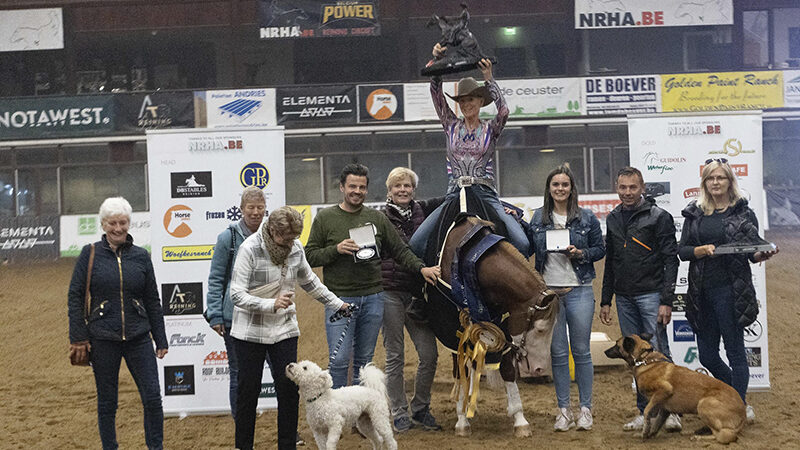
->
[306,392,324,404]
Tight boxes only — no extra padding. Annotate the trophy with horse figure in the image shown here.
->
[422,3,497,76]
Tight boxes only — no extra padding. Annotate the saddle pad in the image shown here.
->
[451,233,505,323]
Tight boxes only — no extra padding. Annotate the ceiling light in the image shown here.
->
[539,148,555,153]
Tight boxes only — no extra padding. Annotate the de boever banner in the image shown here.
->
[0,215,59,263]
[115,92,195,132]
[276,85,356,126]
[147,128,285,415]
[258,0,379,39]
[628,112,770,390]
[0,95,114,140]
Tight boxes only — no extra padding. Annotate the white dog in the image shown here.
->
[286,360,396,450]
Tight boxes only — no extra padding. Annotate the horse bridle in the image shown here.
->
[509,290,556,361]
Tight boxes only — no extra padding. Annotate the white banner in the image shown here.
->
[784,70,800,108]
[0,8,63,52]
[629,112,769,390]
[484,78,584,118]
[147,128,285,415]
[403,81,456,122]
[60,212,151,257]
[575,0,733,29]
[202,89,277,128]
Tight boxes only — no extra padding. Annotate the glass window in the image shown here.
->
[743,11,770,67]
[324,152,408,204]
[373,132,424,151]
[62,165,146,214]
[62,144,109,164]
[325,133,372,154]
[590,147,612,192]
[785,119,800,137]
[0,170,14,217]
[16,146,57,166]
[612,146,630,182]
[498,128,524,148]
[0,148,12,167]
[548,125,585,144]
[134,141,148,161]
[587,124,628,143]
[763,119,784,140]
[500,146,585,196]
[285,157,323,205]
[17,168,59,216]
[410,150,448,200]
[285,135,324,156]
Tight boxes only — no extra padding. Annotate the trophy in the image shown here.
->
[421,3,497,77]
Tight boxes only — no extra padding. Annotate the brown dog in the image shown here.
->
[605,333,746,444]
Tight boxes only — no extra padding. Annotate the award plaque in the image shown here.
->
[349,223,379,263]
[546,229,571,252]
[421,4,497,76]
[713,242,776,255]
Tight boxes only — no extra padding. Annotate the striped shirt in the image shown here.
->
[229,227,344,344]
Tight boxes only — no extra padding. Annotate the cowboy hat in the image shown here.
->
[446,77,493,106]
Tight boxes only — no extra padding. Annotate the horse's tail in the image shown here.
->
[359,363,387,397]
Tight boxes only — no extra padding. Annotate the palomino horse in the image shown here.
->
[426,215,559,437]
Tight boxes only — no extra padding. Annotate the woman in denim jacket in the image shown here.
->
[526,165,605,432]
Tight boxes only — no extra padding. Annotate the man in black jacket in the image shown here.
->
[599,166,680,432]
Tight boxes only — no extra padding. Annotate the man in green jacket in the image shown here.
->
[306,163,439,388]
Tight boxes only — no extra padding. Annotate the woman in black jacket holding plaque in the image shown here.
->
[68,197,168,450]
[678,160,777,423]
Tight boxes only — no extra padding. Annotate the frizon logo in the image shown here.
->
[227,206,243,221]
[240,162,270,188]
[163,205,192,238]
[366,89,397,120]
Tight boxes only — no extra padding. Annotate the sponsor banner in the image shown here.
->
[0,8,63,52]
[584,75,661,115]
[630,112,770,389]
[60,212,150,257]
[258,0,380,39]
[783,70,800,108]
[661,71,783,112]
[0,216,59,263]
[115,92,195,132]
[202,88,277,128]
[148,128,283,415]
[276,85,356,126]
[0,95,114,140]
[357,84,404,123]
[164,365,196,396]
[402,81,457,122]
[481,78,584,118]
[575,0,733,29]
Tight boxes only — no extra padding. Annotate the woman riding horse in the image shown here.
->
[409,43,529,259]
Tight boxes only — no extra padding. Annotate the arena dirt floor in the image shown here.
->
[2,229,799,449]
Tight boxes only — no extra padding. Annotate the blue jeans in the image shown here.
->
[696,284,749,403]
[409,184,529,257]
[325,293,384,388]
[91,334,163,450]
[550,285,594,409]
[223,326,239,420]
[616,291,672,413]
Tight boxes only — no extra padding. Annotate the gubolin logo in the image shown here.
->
[170,171,212,198]
[161,282,203,316]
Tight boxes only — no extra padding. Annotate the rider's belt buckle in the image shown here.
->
[457,176,476,188]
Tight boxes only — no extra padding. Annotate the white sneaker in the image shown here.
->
[576,406,593,431]
[623,414,644,431]
[746,405,755,424]
[554,408,576,432]
[664,413,682,432]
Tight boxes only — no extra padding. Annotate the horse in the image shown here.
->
[425,215,559,437]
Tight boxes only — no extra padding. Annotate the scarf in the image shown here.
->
[262,226,291,267]
[386,199,413,221]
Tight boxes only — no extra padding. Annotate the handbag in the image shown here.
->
[70,243,95,366]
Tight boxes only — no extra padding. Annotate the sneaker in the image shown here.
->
[411,407,442,431]
[393,415,413,433]
[664,413,682,432]
[554,407,576,432]
[623,414,644,431]
[746,405,755,424]
[576,407,593,431]
[296,433,305,446]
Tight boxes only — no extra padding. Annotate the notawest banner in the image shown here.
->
[0,95,114,140]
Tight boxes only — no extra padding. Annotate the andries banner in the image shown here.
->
[147,127,285,415]
[258,0,379,39]
[629,112,770,390]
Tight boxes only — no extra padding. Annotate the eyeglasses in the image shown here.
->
[704,158,728,164]
[706,176,729,183]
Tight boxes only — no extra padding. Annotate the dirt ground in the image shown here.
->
[2,229,799,450]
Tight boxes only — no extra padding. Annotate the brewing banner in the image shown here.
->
[661,71,783,112]
[629,112,770,390]
[115,92,195,132]
[276,85,356,126]
[0,215,59,263]
[357,84,404,123]
[147,128,285,415]
[0,95,114,140]
[60,212,151,257]
[201,89,277,128]
[575,0,733,29]
[258,0,379,39]
[584,75,661,115]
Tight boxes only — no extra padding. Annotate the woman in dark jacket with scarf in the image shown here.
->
[380,167,444,432]
[678,160,777,422]
[68,197,168,450]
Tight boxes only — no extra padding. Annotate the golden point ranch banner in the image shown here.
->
[661,71,783,112]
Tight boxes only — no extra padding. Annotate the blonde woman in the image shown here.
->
[678,159,778,423]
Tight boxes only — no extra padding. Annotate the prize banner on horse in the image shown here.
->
[628,112,769,390]
[147,128,285,415]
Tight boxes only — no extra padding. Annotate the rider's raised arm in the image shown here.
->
[430,76,458,130]
[486,78,509,139]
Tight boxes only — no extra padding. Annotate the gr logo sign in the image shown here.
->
[240,162,269,189]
